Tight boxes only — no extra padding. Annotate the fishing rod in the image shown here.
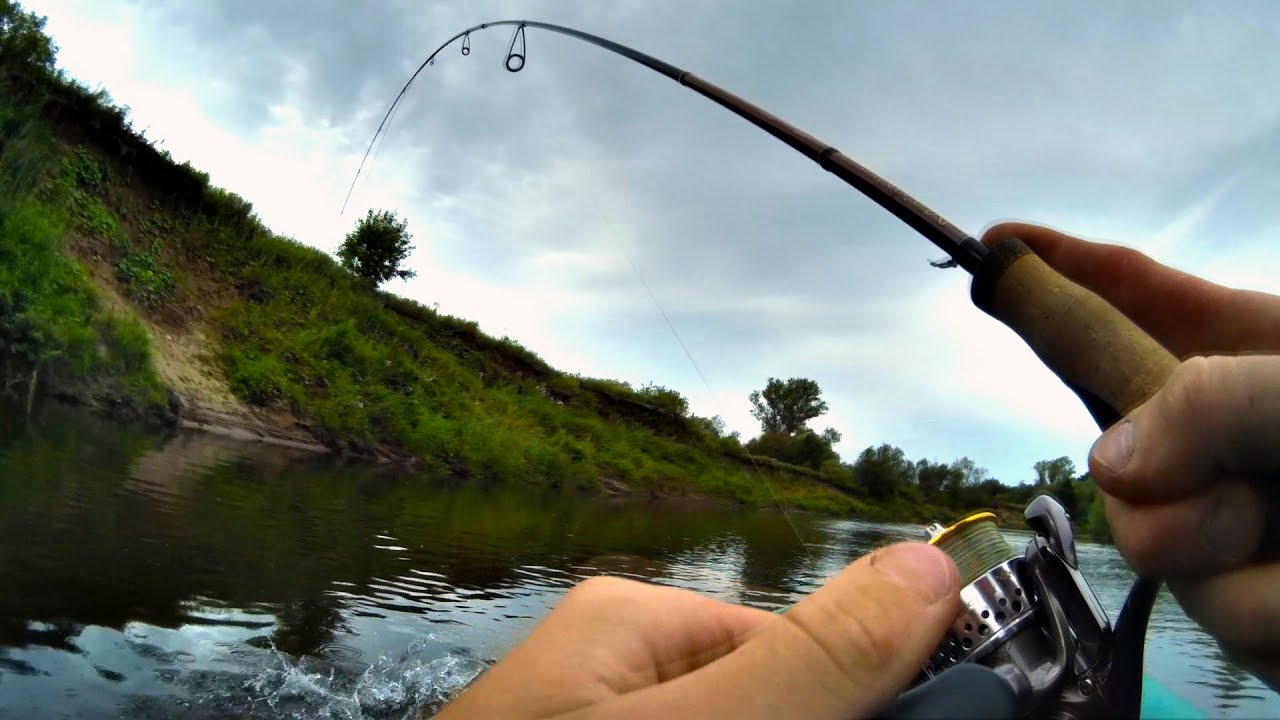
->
[345,18,984,277]
[347,20,1209,720]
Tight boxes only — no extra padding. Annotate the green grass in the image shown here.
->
[0,185,168,414]
[116,243,177,308]
[0,74,170,416]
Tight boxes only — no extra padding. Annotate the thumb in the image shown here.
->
[605,542,961,720]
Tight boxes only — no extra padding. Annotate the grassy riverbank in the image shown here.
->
[0,4,888,515]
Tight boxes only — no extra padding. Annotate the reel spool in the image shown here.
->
[909,499,1116,719]
[928,512,1018,585]
[923,513,1039,674]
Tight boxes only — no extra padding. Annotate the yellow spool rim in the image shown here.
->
[928,511,998,546]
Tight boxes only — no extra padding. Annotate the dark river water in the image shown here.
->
[0,403,1275,719]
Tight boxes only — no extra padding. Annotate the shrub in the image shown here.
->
[636,382,689,416]
[337,209,415,287]
[116,243,176,308]
[225,352,291,407]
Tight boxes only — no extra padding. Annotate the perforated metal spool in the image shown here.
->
[924,558,1039,676]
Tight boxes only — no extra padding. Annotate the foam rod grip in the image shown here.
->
[970,238,1179,430]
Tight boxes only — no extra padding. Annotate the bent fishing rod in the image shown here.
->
[346,20,1258,720]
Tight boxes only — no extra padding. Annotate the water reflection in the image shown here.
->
[0,403,1275,719]
[1192,644,1270,712]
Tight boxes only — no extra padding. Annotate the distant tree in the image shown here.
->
[1032,456,1081,515]
[1034,456,1076,486]
[936,456,996,507]
[953,456,989,486]
[1081,481,1112,542]
[1056,476,1080,517]
[820,427,842,446]
[1007,481,1037,506]
[690,414,726,438]
[852,444,917,501]
[942,456,971,504]
[970,477,1009,507]
[338,209,416,287]
[915,459,962,498]
[748,377,828,434]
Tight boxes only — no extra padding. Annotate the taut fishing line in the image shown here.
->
[577,158,816,561]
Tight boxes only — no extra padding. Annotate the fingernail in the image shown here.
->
[1202,486,1264,562]
[1092,421,1135,473]
[873,543,956,604]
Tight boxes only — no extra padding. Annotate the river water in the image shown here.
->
[0,404,1274,719]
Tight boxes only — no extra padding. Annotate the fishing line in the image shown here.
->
[365,90,405,185]
[579,160,815,561]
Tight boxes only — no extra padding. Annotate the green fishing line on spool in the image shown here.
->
[932,516,1018,586]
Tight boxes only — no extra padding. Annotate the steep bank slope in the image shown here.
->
[0,7,862,514]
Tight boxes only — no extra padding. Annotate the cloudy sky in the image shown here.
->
[28,0,1280,485]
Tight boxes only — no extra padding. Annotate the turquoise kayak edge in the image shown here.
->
[1143,675,1208,719]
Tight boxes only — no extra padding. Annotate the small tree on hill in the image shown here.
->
[748,377,828,434]
[338,209,416,288]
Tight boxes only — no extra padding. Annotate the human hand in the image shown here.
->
[982,222,1280,689]
[434,542,960,719]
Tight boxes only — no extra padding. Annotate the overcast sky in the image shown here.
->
[28,0,1280,486]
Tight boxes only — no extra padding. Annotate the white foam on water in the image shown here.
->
[252,642,487,719]
[141,637,490,720]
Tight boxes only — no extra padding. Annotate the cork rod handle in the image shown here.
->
[970,238,1179,429]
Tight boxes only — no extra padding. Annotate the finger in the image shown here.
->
[599,542,960,720]
[438,577,770,719]
[980,222,1280,357]
[1101,482,1266,577]
[1169,564,1280,674]
[549,576,772,688]
[1088,355,1280,503]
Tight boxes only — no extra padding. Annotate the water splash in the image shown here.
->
[125,639,489,720]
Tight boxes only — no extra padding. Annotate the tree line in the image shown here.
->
[682,376,1111,537]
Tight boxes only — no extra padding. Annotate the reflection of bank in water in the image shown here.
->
[576,548,796,611]
[576,553,669,581]
[1189,643,1271,715]
[125,427,323,511]
[2,403,1275,720]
